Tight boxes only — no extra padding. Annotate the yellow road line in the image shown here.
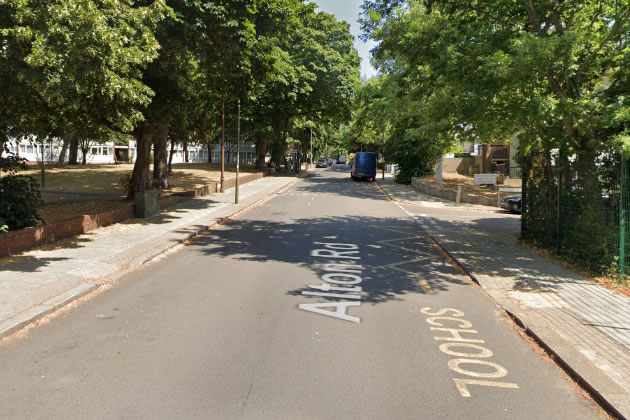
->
[385,260,433,294]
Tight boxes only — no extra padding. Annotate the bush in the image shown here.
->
[0,145,44,231]
[0,176,44,230]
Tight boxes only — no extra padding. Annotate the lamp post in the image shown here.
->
[220,92,225,193]
[235,99,240,204]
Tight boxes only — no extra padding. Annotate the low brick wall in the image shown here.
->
[0,205,135,257]
[173,183,217,198]
[0,171,267,257]
[221,172,264,191]
[410,178,497,207]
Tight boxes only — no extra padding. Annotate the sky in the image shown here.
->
[312,0,378,80]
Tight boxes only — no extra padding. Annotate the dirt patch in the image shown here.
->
[417,173,511,199]
[39,198,133,224]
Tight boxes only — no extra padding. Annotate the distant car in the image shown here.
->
[316,159,328,168]
[338,155,347,164]
[328,158,334,166]
[500,195,522,213]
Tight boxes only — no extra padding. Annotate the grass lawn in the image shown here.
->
[17,162,260,224]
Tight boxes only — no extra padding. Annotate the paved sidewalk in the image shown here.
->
[0,174,301,340]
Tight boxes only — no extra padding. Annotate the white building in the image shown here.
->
[7,137,257,166]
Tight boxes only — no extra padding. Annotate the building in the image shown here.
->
[6,137,257,166]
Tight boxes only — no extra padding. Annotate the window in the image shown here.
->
[91,147,99,155]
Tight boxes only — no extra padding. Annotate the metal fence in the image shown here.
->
[522,150,628,275]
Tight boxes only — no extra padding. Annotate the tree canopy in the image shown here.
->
[1,0,361,199]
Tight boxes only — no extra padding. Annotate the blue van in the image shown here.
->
[350,152,377,181]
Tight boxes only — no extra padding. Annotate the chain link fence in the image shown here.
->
[522,149,628,275]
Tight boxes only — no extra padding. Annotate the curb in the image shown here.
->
[429,234,627,420]
[140,175,304,266]
[0,283,99,339]
[1,175,304,342]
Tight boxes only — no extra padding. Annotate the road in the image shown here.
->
[0,166,603,419]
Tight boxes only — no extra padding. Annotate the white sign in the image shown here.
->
[473,174,497,185]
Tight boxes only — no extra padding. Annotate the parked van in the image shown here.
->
[350,152,377,181]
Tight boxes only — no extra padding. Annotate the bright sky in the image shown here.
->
[311,0,378,80]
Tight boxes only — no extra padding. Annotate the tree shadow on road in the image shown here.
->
[193,215,471,304]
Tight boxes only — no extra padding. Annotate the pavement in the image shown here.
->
[377,175,630,419]
[0,173,303,340]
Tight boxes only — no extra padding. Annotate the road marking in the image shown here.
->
[299,242,365,323]
[369,225,434,293]
[385,260,433,294]
[420,307,519,397]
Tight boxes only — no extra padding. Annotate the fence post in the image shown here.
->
[620,157,627,275]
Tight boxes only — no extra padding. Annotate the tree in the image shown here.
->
[362,0,630,163]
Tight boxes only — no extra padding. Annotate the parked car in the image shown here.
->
[316,158,328,168]
[338,155,347,164]
[500,195,522,213]
[328,158,334,166]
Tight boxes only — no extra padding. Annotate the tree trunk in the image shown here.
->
[208,144,213,163]
[255,133,268,170]
[183,140,189,163]
[39,158,46,188]
[57,131,73,166]
[271,118,289,166]
[152,125,169,189]
[128,124,151,199]
[69,138,79,164]
[168,138,176,175]
[80,145,89,165]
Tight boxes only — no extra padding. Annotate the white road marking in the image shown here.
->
[299,243,365,323]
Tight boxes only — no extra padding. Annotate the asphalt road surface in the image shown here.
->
[0,166,603,419]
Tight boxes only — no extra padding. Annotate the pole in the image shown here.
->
[310,123,313,169]
[620,157,627,275]
[235,99,240,204]
[382,131,385,180]
[220,92,225,193]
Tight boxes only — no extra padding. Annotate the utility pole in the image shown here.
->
[235,99,240,204]
[382,131,385,180]
[220,92,225,193]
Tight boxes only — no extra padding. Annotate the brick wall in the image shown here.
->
[221,172,264,190]
[0,205,135,257]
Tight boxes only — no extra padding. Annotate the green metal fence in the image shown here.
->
[522,150,629,275]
